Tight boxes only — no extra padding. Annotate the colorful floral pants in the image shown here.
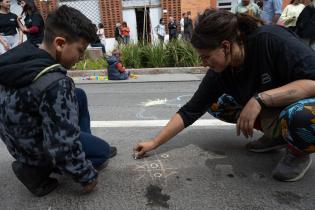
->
[208,94,315,155]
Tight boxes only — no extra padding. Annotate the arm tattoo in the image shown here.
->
[259,90,298,107]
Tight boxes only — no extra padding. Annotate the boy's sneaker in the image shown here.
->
[95,146,117,171]
[109,146,117,158]
[246,135,287,152]
[12,161,59,197]
[273,151,312,182]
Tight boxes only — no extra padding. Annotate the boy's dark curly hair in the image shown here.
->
[44,5,98,44]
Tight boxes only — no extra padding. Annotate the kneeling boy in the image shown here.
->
[0,5,116,196]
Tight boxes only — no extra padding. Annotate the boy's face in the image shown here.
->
[55,38,88,69]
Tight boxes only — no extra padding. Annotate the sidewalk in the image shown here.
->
[73,74,205,84]
[68,66,207,77]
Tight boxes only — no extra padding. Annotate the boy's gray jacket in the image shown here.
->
[0,42,97,185]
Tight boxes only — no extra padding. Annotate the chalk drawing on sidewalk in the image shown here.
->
[136,108,158,120]
[133,153,177,184]
[141,98,168,107]
[136,94,193,120]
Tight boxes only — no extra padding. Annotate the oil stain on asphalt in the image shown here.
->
[145,184,170,208]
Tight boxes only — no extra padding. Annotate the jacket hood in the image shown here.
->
[106,56,119,65]
[0,42,60,88]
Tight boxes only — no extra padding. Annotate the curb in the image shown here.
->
[68,67,207,77]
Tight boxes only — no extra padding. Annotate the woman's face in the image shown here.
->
[19,0,26,8]
[0,0,11,10]
[196,44,231,73]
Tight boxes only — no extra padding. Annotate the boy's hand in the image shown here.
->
[82,179,98,193]
[134,140,158,156]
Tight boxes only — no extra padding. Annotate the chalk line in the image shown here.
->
[91,119,234,128]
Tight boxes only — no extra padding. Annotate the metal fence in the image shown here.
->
[58,0,102,25]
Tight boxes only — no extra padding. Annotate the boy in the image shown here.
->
[0,6,116,196]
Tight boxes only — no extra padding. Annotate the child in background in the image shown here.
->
[120,21,130,44]
[106,49,130,80]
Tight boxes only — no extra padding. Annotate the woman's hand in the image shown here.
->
[236,97,262,138]
[22,28,29,33]
[2,42,10,51]
[134,140,158,156]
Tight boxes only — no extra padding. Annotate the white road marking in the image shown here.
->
[91,119,234,128]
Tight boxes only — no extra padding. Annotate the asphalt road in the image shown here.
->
[0,78,314,210]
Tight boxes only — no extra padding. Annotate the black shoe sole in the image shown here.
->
[247,144,287,153]
[12,161,59,197]
[109,146,117,158]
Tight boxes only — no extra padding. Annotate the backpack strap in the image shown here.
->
[29,64,67,102]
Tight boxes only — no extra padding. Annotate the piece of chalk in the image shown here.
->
[132,153,139,160]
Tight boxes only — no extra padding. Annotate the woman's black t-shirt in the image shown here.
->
[178,25,315,127]
[24,12,44,45]
[0,12,19,36]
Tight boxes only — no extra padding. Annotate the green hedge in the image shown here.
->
[73,40,201,70]
[73,58,108,70]
[121,40,201,68]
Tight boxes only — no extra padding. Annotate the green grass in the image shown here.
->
[73,58,108,70]
[72,40,201,70]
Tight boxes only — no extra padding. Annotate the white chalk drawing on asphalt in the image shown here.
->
[136,94,193,120]
[136,108,158,120]
[133,153,177,184]
[161,154,169,159]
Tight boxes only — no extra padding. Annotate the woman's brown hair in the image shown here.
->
[191,9,264,50]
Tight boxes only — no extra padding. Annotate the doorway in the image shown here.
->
[135,7,151,43]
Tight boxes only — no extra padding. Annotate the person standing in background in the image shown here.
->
[154,18,165,43]
[17,0,44,47]
[261,0,282,24]
[0,0,23,55]
[180,13,186,39]
[90,24,105,54]
[115,22,123,45]
[296,0,315,50]
[168,16,177,41]
[184,12,193,41]
[232,0,261,18]
[279,0,305,31]
[120,21,130,44]
[97,23,106,53]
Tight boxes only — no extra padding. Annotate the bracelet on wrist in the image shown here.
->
[254,93,267,108]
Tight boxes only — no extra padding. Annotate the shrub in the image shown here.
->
[72,40,201,70]
[120,43,143,69]
[73,58,108,70]
[142,43,167,68]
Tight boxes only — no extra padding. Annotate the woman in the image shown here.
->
[296,0,315,50]
[0,0,23,54]
[90,24,105,54]
[120,21,130,44]
[134,10,315,182]
[97,23,106,52]
[17,0,44,47]
[114,22,123,45]
[154,18,166,43]
[279,0,305,31]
